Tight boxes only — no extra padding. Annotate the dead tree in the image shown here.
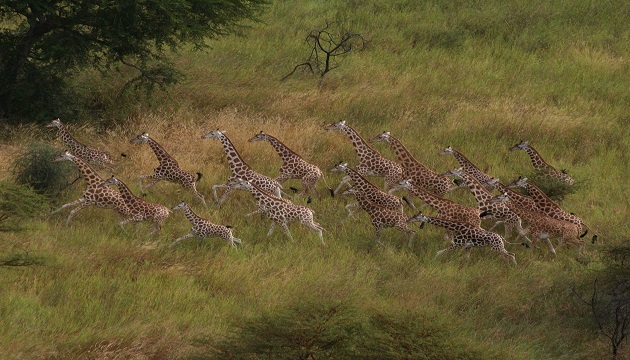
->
[282,21,366,82]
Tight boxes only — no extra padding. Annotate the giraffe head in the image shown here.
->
[369,131,392,144]
[442,167,465,178]
[323,120,347,131]
[509,140,529,151]
[100,175,122,188]
[330,161,349,173]
[52,150,75,162]
[489,192,510,205]
[506,176,528,189]
[130,132,151,144]
[390,179,413,192]
[485,177,501,189]
[440,146,455,156]
[172,201,189,211]
[201,129,226,139]
[340,187,357,196]
[248,131,269,142]
[45,118,64,129]
[231,178,253,191]
[407,212,429,224]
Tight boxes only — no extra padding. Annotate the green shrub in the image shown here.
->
[12,142,76,197]
[0,180,49,231]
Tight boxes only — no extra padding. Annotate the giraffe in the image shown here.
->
[248,131,332,197]
[509,141,575,185]
[484,178,540,213]
[369,131,454,197]
[324,121,404,191]
[46,118,115,170]
[342,187,416,247]
[330,162,411,217]
[443,168,525,240]
[489,193,584,254]
[232,179,324,245]
[100,175,171,235]
[407,213,516,264]
[130,132,205,204]
[507,177,596,242]
[169,202,241,248]
[389,179,481,227]
[440,146,496,191]
[201,130,283,205]
[49,151,132,225]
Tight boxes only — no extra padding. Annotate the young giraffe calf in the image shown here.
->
[342,187,416,248]
[509,141,575,185]
[130,132,206,204]
[408,213,516,265]
[100,175,171,235]
[232,179,325,245]
[169,202,241,248]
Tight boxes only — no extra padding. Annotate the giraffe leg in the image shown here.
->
[302,220,325,245]
[212,184,229,203]
[216,185,236,205]
[168,233,196,248]
[540,233,556,255]
[49,198,85,217]
[267,222,276,237]
[228,236,242,248]
[279,223,293,241]
[345,203,361,217]
[334,176,351,195]
[435,244,458,259]
[245,209,265,217]
[185,182,206,205]
[138,174,160,193]
[65,201,93,225]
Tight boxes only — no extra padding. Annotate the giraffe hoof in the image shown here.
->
[307,197,312,204]
[521,242,530,248]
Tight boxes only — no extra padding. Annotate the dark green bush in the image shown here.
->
[12,142,76,197]
[528,171,584,202]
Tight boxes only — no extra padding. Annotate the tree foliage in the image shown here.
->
[0,0,268,122]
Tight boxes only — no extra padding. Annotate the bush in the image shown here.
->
[0,180,50,231]
[12,142,76,197]
[528,172,584,202]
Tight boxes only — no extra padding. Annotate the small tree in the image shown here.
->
[282,21,366,83]
[0,0,268,122]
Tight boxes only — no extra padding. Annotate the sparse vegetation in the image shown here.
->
[0,0,628,359]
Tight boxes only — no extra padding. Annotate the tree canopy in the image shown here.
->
[0,0,268,123]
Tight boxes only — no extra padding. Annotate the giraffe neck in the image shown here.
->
[264,135,301,163]
[353,191,380,213]
[146,138,176,165]
[56,123,83,150]
[459,172,493,203]
[341,125,379,161]
[524,182,560,209]
[407,185,445,208]
[452,150,483,174]
[524,146,552,170]
[113,180,137,203]
[219,135,251,175]
[387,136,422,169]
[495,182,532,209]
[343,167,378,192]
[182,205,201,224]
[424,216,468,232]
[70,156,104,188]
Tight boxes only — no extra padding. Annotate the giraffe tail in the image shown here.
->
[320,174,335,198]
[196,172,203,182]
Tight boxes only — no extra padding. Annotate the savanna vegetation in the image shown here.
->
[1,0,629,359]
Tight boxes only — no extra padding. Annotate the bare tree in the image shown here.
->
[282,21,367,82]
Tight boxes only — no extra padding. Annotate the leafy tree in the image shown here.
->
[0,0,268,122]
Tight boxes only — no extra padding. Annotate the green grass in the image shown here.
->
[1,0,629,358]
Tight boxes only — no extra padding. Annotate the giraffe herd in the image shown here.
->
[45,118,595,264]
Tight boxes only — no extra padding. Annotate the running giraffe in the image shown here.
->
[370,131,454,197]
[49,151,132,225]
[248,131,332,197]
[130,132,205,204]
[407,213,516,265]
[484,178,540,213]
[46,118,115,170]
[390,179,481,227]
[509,141,575,185]
[489,193,584,254]
[443,168,525,240]
[232,179,324,245]
[324,121,404,191]
[330,162,410,217]
[342,187,416,247]
[440,146,496,191]
[100,175,171,235]
[169,202,241,248]
[202,130,282,205]
[507,177,596,242]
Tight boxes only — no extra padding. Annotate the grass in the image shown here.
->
[1,0,629,358]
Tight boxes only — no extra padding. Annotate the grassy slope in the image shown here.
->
[2,0,630,358]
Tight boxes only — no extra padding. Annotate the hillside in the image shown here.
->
[1,0,629,358]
